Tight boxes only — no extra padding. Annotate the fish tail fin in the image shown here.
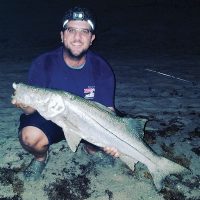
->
[149,157,189,191]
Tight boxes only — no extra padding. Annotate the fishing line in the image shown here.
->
[145,68,198,86]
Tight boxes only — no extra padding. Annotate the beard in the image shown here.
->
[63,45,88,60]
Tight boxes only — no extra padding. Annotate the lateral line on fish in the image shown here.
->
[88,114,156,164]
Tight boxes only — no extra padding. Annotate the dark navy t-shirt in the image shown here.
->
[28,47,115,107]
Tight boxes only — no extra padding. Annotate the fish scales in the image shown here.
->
[12,82,189,191]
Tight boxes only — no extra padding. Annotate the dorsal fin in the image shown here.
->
[122,117,147,139]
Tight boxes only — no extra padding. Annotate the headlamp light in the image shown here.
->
[62,7,95,31]
[73,12,84,20]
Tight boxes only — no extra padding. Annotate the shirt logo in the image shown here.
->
[84,86,95,99]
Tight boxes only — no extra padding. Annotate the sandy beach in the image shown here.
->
[0,1,200,199]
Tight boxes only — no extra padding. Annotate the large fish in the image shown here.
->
[12,83,188,190]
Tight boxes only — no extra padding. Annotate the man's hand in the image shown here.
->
[11,99,36,114]
[103,147,120,158]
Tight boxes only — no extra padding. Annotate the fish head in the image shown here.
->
[12,83,66,119]
[12,82,50,106]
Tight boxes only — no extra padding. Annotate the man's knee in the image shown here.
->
[19,126,49,148]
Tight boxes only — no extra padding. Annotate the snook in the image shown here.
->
[12,83,188,190]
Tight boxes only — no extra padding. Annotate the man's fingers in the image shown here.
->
[103,147,120,158]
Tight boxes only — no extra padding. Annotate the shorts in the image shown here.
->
[18,111,65,145]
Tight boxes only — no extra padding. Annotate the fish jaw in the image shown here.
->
[12,83,33,106]
[12,83,55,118]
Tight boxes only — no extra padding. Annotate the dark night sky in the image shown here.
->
[1,0,200,62]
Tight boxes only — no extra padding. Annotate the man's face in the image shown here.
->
[61,20,95,59]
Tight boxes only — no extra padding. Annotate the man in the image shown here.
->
[13,6,119,181]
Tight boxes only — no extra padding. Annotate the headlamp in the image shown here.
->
[62,7,95,31]
[73,12,84,20]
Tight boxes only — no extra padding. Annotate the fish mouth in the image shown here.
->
[12,82,17,89]
[11,83,17,104]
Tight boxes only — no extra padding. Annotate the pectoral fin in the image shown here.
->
[62,121,82,152]
[63,129,82,152]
